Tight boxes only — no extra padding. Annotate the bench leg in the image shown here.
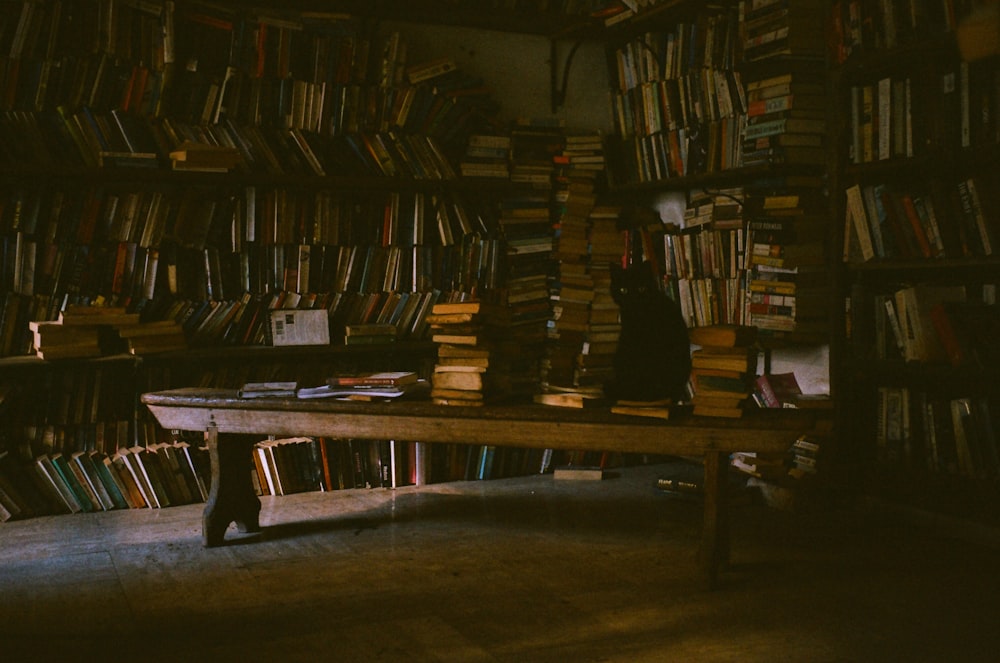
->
[203,423,261,547]
[700,450,731,589]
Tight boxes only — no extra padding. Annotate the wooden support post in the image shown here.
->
[203,423,261,547]
[700,450,731,589]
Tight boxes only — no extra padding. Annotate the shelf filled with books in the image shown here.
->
[832,2,1000,523]
[602,0,833,348]
[0,0,648,523]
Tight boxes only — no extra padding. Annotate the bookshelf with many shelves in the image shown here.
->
[0,0,845,524]
[831,0,1000,522]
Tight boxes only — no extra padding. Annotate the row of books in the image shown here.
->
[860,284,996,365]
[876,387,1000,480]
[251,435,567,497]
[0,186,497,261]
[23,443,210,517]
[846,59,1000,166]
[0,104,483,183]
[843,175,999,263]
[830,0,964,64]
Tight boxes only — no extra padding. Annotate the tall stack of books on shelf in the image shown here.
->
[744,186,830,341]
[580,205,625,391]
[543,143,601,393]
[741,70,827,168]
[688,324,758,418]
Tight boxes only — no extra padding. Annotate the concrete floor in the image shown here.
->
[2,462,999,663]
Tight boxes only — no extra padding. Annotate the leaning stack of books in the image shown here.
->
[689,324,758,418]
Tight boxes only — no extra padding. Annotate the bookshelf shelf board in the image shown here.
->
[136,340,437,365]
[848,257,1000,279]
[607,164,825,197]
[836,40,959,80]
[0,353,136,369]
[201,0,603,37]
[0,167,531,195]
[849,358,1000,386]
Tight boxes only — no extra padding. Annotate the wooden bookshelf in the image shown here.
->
[831,0,1000,523]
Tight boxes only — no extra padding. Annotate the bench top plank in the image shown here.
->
[142,388,826,456]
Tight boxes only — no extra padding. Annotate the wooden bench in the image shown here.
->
[141,387,826,587]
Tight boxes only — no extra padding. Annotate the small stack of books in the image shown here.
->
[459,133,511,179]
[689,324,758,418]
[297,371,425,401]
[789,435,822,478]
[29,320,102,360]
[343,323,397,346]
[29,304,145,360]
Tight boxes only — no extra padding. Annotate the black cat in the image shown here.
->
[608,261,691,402]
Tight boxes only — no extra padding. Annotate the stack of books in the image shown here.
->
[343,323,397,346]
[741,71,827,168]
[580,206,626,388]
[28,320,102,360]
[295,372,425,401]
[789,434,822,478]
[741,0,827,64]
[744,188,830,341]
[508,118,563,187]
[459,133,511,179]
[689,324,758,418]
[546,164,600,390]
[29,304,146,360]
[429,301,496,406]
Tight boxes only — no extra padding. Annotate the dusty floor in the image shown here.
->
[2,462,998,662]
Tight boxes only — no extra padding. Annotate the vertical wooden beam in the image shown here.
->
[700,450,731,589]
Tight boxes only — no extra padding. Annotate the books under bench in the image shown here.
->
[7,443,212,518]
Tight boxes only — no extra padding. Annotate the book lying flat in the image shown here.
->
[327,371,418,387]
[297,380,429,400]
[238,381,298,398]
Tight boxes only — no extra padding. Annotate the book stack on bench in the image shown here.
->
[689,324,758,418]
